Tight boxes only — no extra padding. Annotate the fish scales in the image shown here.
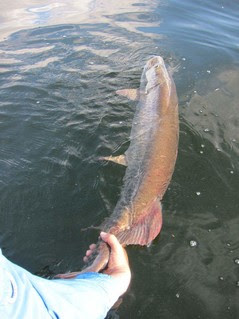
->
[89,56,179,272]
[103,58,178,229]
[56,56,179,277]
[111,70,161,214]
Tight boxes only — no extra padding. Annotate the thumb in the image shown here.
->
[100,232,121,252]
[100,232,128,266]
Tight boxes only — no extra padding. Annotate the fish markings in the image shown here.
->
[57,56,179,277]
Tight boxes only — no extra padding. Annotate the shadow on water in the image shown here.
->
[0,0,239,318]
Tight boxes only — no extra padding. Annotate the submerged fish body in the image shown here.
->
[84,56,179,272]
[56,56,179,277]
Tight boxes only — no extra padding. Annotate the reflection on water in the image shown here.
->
[0,0,158,41]
[0,0,239,318]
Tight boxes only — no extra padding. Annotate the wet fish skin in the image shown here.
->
[56,56,179,277]
[85,56,179,272]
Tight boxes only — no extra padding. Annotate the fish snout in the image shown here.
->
[144,56,170,93]
[146,56,163,71]
[144,56,165,92]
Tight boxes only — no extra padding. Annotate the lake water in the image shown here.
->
[0,0,239,318]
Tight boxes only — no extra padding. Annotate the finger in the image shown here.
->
[83,256,88,263]
[86,249,93,256]
[100,232,122,253]
[89,244,96,250]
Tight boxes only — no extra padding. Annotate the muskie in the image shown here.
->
[57,56,178,278]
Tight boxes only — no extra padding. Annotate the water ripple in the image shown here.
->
[0,1,239,318]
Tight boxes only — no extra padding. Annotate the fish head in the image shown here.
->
[143,56,170,93]
[145,56,164,70]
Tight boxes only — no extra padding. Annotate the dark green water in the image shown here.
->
[0,0,239,318]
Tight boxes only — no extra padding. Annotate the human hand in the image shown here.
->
[84,232,131,295]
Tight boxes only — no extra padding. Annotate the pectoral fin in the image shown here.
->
[116,89,140,101]
[101,155,127,166]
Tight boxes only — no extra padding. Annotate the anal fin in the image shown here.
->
[116,199,163,246]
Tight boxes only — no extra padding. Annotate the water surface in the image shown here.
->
[0,0,239,318]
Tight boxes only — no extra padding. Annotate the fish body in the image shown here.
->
[56,56,179,277]
[84,56,179,272]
